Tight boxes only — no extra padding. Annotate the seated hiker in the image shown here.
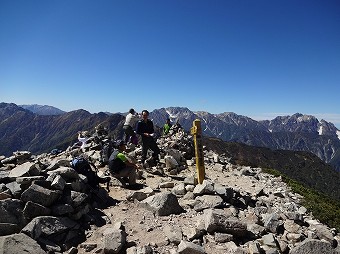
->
[108,140,139,187]
[163,118,172,135]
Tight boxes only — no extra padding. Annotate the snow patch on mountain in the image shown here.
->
[165,109,179,119]
[201,117,208,131]
[318,126,323,135]
[337,130,340,140]
[297,115,314,122]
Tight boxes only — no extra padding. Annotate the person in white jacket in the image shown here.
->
[123,108,139,144]
[78,131,89,151]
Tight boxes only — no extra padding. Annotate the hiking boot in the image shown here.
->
[98,176,111,183]
[136,170,145,180]
[126,183,144,190]
[153,157,160,164]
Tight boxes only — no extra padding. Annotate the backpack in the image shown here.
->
[71,156,91,174]
[100,141,114,165]
[130,135,138,145]
[71,156,100,189]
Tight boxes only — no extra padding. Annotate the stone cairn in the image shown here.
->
[0,125,339,254]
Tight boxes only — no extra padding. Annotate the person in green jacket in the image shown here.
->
[163,118,172,135]
[108,140,139,187]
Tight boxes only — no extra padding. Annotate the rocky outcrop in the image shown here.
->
[0,122,339,254]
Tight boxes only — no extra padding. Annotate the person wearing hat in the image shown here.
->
[108,140,139,187]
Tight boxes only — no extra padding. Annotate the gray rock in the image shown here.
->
[21,184,61,207]
[314,224,335,244]
[23,201,51,219]
[193,180,214,196]
[204,209,247,237]
[0,233,46,254]
[141,191,184,216]
[46,159,72,171]
[164,224,182,244]
[193,195,224,212]
[21,216,79,241]
[0,171,10,183]
[164,155,179,170]
[103,228,126,254]
[0,199,26,227]
[172,183,186,196]
[70,190,89,207]
[262,213,282,233]
[46,167,79,180]
[214,232,233,243]
[9,162,39,178]
[5,181,22,198]
[290,239,335,254]
[51,175,66,190]
[0,223,21,236]
[0,193,12,202]
[177,240,206,254]
[16,176,45,186]
[52,204,75,216]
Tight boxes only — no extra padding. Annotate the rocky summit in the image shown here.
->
[0,125,339,254]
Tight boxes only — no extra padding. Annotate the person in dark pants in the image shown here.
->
[136,110,160,165]
[123,108,139,144]
[108,140,138,187]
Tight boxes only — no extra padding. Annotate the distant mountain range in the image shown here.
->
[19,104,66,115]
[0,103,125,157]
[149,107,340,171]
[1,103,340,171]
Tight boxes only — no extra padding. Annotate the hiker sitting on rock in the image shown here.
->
[108,140,140,188]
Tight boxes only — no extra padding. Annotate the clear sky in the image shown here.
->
[1,0,340,128]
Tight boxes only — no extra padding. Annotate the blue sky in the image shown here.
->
[1,0,340,128]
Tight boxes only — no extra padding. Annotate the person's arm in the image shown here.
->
[150,120,155,134]
[78,136,87,143]
[136,121,151,137]
[119,153,139,169]
[125,160,138,169]
[140,120,154,137]
[136,121,143,135]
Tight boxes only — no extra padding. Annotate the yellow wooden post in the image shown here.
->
[190,119,205,184]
